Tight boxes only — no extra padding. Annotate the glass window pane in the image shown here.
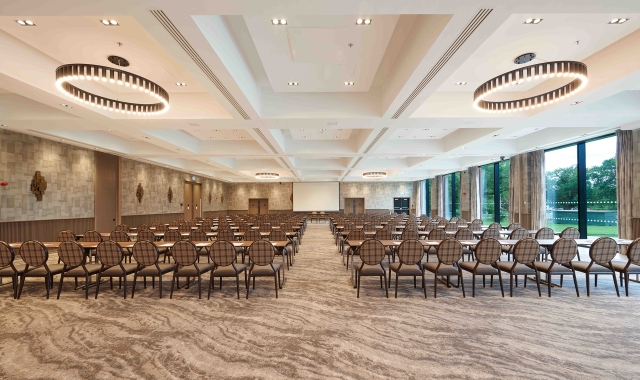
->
[499,160,510,225]
[586,136,618,237]
[480,164,495,223]
[545,146,579,232]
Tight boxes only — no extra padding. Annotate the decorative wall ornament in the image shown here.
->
[0,181,8,187]
[30,171,47,201]
[136,183,144,202]
[208,191,212,204]
[168,187,173,203]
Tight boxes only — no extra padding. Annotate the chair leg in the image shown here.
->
[159,275,163,299]
[236,274,241,299]
[422,272,427,299]
[123,276,127,299]
[132,273,138,298]
[586,272,590,296]
[433,274,437,298]
[595,274,598,287]
[278,268,282,289]
[170,275,176,299]
[472,274,476,297]
[383,270,388,298]
[611,266,620,297]
[357,271,361,298]
[274,273,278,299]
[45,275,50,299]
[509,272,513,297]
[533,269,541,297]
[207,272,214,300]
[571,270,580,297]
[17,273,26,299]
[547,271,552,297]
[625,272,630,297]
[246,273,251,299]
[394,272,399,298]
[198,274,202,299]
[497,270,504,297]
[458,269,465,298]
[95,273,102,299]
[85,273,90,299]
[57,273,65,299]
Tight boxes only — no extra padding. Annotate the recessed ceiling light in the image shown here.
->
[570,101,583,106]
[455,82,467,85]
[101,19,119,26]
[429,136,435,138]
[422,128,429,131]
[398,136,403,138]
[609,18,629,24]
[233,129,238,132]
[240,136,245,139]
[272,19,287,25]
[213,129,220,132]
[209,136,213,139]
[524,18,543,24]
[60,104,72,108]
[344,81,354,86]
[176,148,180,151]
[493,134,500,137]
[356,19,372,25]
[302,136,308,139]
[287,82,298,86]
[17,20,35,26]
[175,82,187,86]
[143,136,150,139]
[581,133,588,136]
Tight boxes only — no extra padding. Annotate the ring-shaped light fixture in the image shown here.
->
[255,173,279,179]
[55,64,169,115]
[362,172,387,178]
[473,61,587,113]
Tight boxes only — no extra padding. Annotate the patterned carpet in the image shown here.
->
[1,223,639,379]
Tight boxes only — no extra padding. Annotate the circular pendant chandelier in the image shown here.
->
[255,173,279,179]
[55,64,169,115]
[473,61,588,113]
[362,172,387,178]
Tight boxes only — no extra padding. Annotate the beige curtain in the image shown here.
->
[468,166,480,220]
[529,150,546,229]
[432,175,442,217]
[509,157,520,226]
[617,130,633,239]
[415,180,423,216]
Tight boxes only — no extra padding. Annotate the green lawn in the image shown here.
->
[545,222,618,238]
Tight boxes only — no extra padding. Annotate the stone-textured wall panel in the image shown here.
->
[0,130,94,221]
[226,183,293,211]
[121,159,227,216]
[340,182,417,210]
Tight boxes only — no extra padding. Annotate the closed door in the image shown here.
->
[184,182,193,220]
[193,183,202,218]
[249,198,269,214]
[394,197,410,214]
[345,198,364,214]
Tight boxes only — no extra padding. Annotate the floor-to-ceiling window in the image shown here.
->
[443,172,460,219]
[479,160,510,223]
[545,134,617,237]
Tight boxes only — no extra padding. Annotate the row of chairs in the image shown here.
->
[0,239,286,300]
[353,236,640,298]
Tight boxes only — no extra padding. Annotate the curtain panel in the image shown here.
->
[529,150,546,230]
[432,175,442,217]
[509,150,546,229]
[616,130,633,239]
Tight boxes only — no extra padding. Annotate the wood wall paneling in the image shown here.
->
[121,213,185,229]
[0,218,95,243]
[94,152,119,232]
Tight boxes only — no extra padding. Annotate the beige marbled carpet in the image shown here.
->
[1,223,639,379]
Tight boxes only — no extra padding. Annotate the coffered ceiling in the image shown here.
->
[1,0,640,182]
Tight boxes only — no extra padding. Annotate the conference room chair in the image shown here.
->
[456,219,468,228]
[389,240,426,298]
[503,228,530,260]
[136,224,150,232]
[609,238,640,296]
[170,241,215,299]
[375,229,395,263]
[454,228,475,261]
[282,223,299,253]
[438,219,448,227]
[458,238,504,297]
[494,238,542,297]
[151,221,163,228]
[400,229,419,241]
[444,223,458,232]
[424,228,447,261]
[355,239,388,298]
[238,223,250,233]
[115,224,129,232]
[207,241,247,300]
[94,240,138,299]
[344,229,366,269]
[131,240,176,299]
[0,241,25,299]
[162,230,182,263]
[168,220,180,228]
[488,222,502,230]
[244,229,261,242]
[178,223,192,235]
[82,230,103,263]
[449,217,459,223]
[423,222,439,233]
[109,230,133,263]
[526,238,580,297]
[481,228,501,240]
[246,240,282,299]
[57,241,102,299]
[189,229,210,262]
[16,241,64,299]
[560,227,582,260]
[507,222,522,230]
[566,237,620,297]
[535,227,555,260]
[154,224,168,233]
[423,239,465,298]
[269,229,292,269]
[470,219,483,230]
[57,230,76,242]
